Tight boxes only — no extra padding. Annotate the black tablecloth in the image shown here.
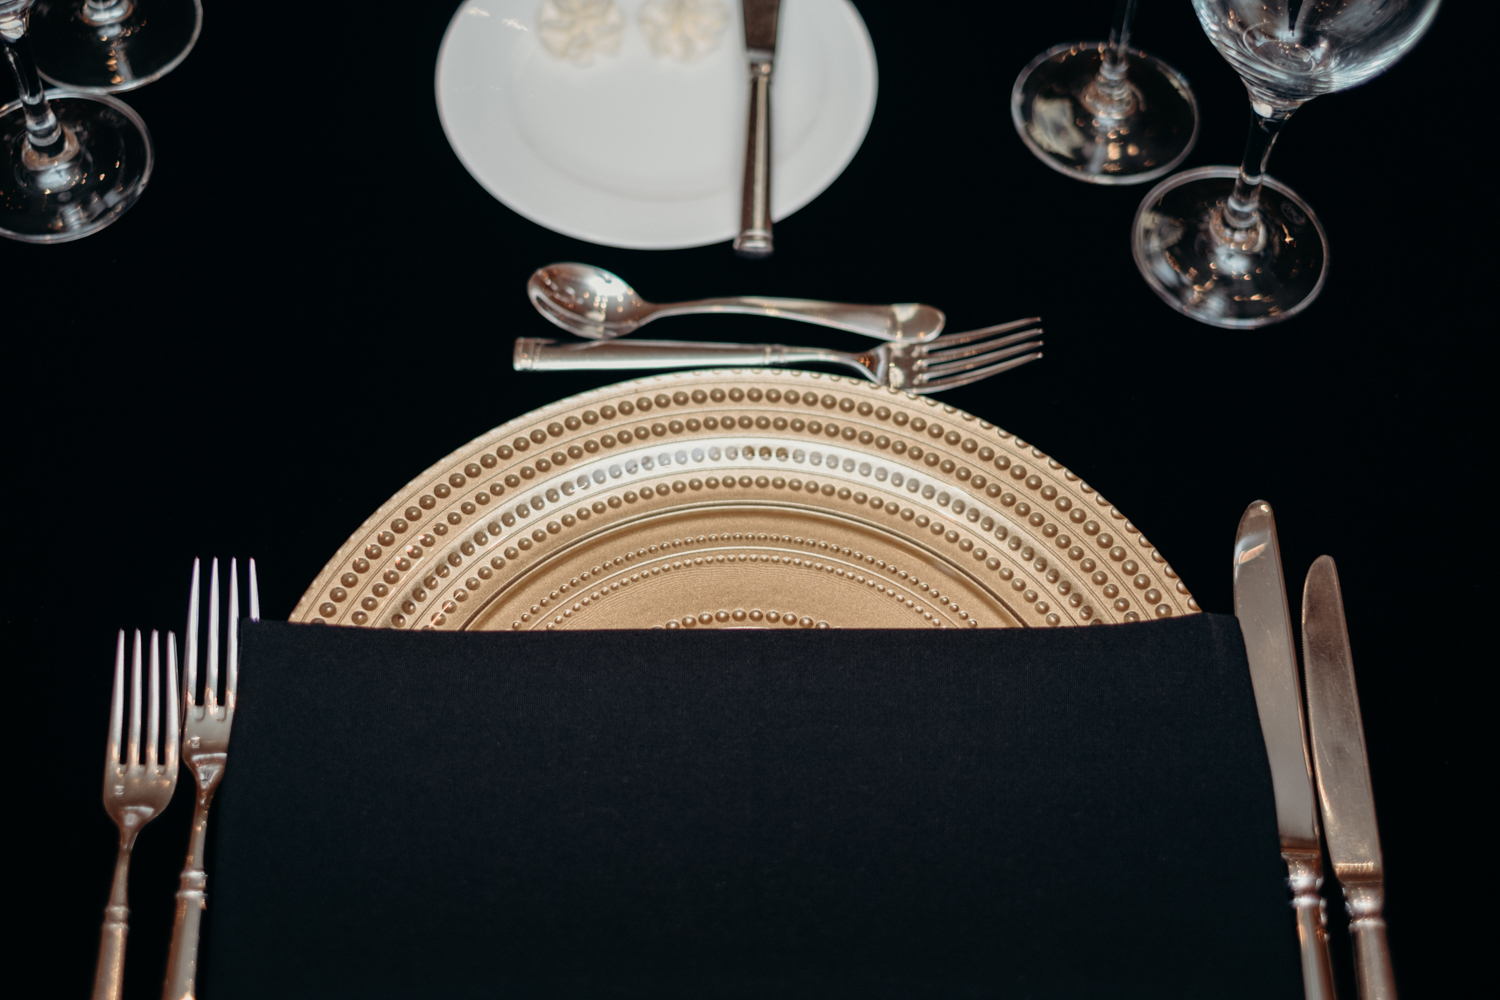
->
[199,615,1297,998]
[7,1,1481,996]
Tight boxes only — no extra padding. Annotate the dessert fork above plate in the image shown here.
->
[513,317,1043,394]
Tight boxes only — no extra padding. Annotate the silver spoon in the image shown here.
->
[529,263,946,343]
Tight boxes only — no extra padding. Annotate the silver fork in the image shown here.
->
[512,317,1044,394]
[94,629,179,1000]
[162,557,259,1000]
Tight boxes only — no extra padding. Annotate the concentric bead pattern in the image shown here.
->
[292,371,1198,631]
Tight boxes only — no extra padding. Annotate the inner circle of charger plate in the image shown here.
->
[435,0,877,249]
[294,371,1200,631]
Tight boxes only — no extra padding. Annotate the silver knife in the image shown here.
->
[1233,501,1337,1000]
[733,0,781,258]
[1303,556,1396,1000]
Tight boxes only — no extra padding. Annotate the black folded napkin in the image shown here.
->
[203,616,1299,999]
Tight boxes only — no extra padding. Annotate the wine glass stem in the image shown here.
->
[1085,0,1138,119]
[1221,108,1291,241]
[0,9,65,152]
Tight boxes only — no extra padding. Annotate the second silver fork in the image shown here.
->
[162,556,258,1000]
[512,317,1044,394]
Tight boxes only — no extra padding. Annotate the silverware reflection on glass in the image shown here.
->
[162,556,258,1000]
[529,262,946,343]
[513,317,1043,393]
[1303,555,1397,1000]
[94,628,179,1000]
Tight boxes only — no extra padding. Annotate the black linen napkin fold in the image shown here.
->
[203,615,1299,999]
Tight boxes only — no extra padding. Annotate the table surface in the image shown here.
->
[4,2,1480,996]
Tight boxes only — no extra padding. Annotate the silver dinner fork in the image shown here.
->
[162,557,258,1000]
[94,629,179,1000]
[513,317,1044,394]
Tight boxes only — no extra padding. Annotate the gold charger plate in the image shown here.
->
[292,370,1198,630]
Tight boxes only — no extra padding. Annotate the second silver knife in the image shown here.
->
[1304,555,1397,1000]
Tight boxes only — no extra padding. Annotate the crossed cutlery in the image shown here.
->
[519,263,1044,392]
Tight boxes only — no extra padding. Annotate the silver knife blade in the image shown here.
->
[1233,500,1336,1000]
[741,0,782,56]
[1234,500,1321,850]
[1303,555,1397,1000]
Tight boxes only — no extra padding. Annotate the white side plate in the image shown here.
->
[436,0,878,249]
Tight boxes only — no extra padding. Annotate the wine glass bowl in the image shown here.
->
[1195,0,1443,107]
[1132,0,1441,328]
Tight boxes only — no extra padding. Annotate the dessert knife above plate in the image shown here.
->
[1304,556,1398,1000]
[735,0,781,256]
[1233,500,1337,1000]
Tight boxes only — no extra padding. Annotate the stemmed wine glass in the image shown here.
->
[1011,0,1199,184]
[1,0,151,242]
[1132,0,1441,328]
[27,0,200,92]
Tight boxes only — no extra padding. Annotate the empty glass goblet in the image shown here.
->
[2,0,152,242]
[1132,0,1441,328]
[27,0,200,92]
[1011,0,1199,185]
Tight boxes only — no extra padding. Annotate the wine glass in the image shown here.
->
[1,0,152,242]
[27,0,200,92]
[1132,0,1441,328]
[1011,0,1199,185]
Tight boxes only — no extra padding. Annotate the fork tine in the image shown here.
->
[927,317,1041,349]
[127,630,143,768]
[228,557,240,710]
[107,630,125,768]
[185,558,200,710]
[923,328,1044,365]
[206,558,220,711]
[919,351,1043,393]
[249,557,261,622]
[147,631,161,768]
[922,339,1043,380]
[165,631,180,772]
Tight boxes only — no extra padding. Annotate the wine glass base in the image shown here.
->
[30,0,202,94]
[1,92,152,244]
[1132,166,1328,329]
[1011,42,1198,186]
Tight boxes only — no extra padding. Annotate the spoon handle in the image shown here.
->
[653,298,944,343]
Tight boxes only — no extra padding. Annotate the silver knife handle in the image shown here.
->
[1344,884,1396,1000]
[514,337,840,373]
[1286,850,1339,1000]
[733,52,773,258]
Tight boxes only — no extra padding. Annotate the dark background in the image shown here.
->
[3,1,1480,996]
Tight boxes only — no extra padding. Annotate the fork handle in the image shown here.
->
[92,838,134,1000]
[163,784,219,1000]
[514,337,845,373]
